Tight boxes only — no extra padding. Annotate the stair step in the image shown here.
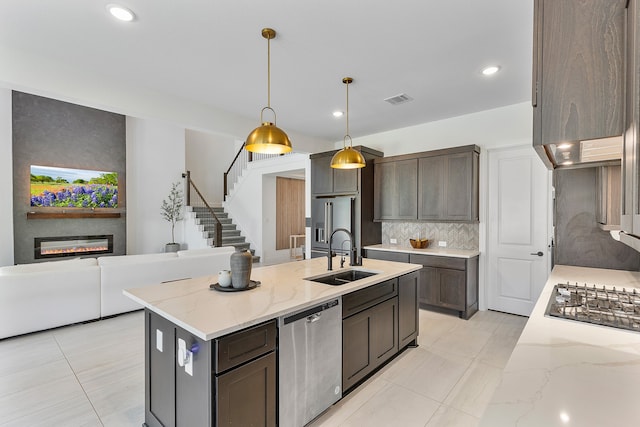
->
[203,226,239,235]
[221,236,246,244]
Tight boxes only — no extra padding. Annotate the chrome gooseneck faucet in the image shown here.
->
[328,228,359,270]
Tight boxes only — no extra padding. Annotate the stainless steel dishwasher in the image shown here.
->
[278,297,342,427]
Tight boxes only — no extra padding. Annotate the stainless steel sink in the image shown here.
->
[305,269,379,286]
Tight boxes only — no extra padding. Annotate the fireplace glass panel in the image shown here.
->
[34,235,113,259]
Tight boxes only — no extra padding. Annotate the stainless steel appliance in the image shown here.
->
[278,298,342,427]
[545,283,640,332]
[311,197,354,258]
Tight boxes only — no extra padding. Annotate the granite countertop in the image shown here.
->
[480,264,640,426]
[364,244,480,259]
[124,257,421,341]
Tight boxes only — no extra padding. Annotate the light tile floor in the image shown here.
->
[0,309,526,427]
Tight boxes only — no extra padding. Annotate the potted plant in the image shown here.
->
[161,181,184,252]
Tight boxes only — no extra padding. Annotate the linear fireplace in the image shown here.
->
[34,235,114,259]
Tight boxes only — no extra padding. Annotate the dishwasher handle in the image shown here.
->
[282,299,339,325]
[307,313,322,323]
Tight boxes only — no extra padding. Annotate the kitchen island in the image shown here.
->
[480,265,640,426]
[124,257,421,427]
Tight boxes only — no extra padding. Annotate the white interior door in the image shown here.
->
[487,146,550,316]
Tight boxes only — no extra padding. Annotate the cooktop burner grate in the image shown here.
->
[545,283,640,332]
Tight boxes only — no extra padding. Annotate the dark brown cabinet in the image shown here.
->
[410,254,479,319]
[398,271,419,349]
[374,145,479,222]
[145,310,211,427]
[373,159,418,220]
[343,296,397,392]
[532,0,625,168]
[310,146,383,196]
[418,151,478,221]
[144,311,276,427]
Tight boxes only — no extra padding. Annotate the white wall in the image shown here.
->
[126,117,187,254]
[224,154,309,265]
[347,102,532,155]
[0,89,14,266]
[185,129,239,205]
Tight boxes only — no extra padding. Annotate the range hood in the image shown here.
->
[536,135,623,169]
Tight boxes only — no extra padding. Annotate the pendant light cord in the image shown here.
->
[267,35,271,109]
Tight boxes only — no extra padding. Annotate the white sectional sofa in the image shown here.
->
[0,246,236,339]
[0,258,101,339]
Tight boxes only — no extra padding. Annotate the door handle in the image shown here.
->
[530,251,544,257]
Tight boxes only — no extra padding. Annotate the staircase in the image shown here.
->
[188,206,260,263]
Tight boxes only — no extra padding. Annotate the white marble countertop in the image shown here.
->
[480,265,640,426]
[124,257,421,341]
[364,244,480,259]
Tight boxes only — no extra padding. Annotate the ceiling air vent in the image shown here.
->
[384,93,414,106]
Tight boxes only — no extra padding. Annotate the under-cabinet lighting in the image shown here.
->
[557,143,572,150]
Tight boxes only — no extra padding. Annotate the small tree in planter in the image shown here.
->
[161,181,184,252]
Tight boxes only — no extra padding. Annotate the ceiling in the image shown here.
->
[0,0,533,142]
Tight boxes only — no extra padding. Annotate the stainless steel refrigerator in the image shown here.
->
[311,196,355,258]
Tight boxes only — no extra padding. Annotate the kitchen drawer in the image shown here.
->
[214,320,277,373]
[342,278,398,318]
[364,249,410,263]
[409,254,466,270]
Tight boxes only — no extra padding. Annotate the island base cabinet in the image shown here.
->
[343,296,398,392]
[215,352,276,427]
[145,310,211,427]
[398,271,419,349]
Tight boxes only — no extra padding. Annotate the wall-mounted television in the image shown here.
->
[30,165,118,208]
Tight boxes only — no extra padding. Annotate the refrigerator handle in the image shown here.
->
[326,202,333,245]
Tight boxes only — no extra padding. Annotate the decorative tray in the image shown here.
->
[209,280,260,292]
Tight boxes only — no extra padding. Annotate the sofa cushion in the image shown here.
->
[0,257,98,275]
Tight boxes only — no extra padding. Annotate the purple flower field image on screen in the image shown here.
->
[30,165,118,208]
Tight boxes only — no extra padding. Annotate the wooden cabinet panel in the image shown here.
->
[216,352,276,427]
[215,320,277,373]
[370,297,398,364]
[311,153,358,196]
[364,249,410,263]
[342,297,397,392]
[342,309,372,391]
[398,271,419,349]
[342,278,398,319]
[444,153,473,220]
[436,268,466,311]
[418,266,438,306]
[146,311,176,427]
[417,156,444,220]
[533,0,625,148]
[374,159,418,220]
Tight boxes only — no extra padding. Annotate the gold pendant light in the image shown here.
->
[331,77,366,169]
[246,28,292,154]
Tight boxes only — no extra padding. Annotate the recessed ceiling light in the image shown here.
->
[107,4,135,22]
[481,65,501,76]
[332,111,344,118]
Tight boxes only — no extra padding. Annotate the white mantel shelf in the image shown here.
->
[480,265,640,426]
[124,257,421,341]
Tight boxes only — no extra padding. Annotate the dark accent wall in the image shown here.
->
[554,168,639,270]
[12,91,126,264]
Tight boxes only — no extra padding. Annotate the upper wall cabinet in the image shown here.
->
[374,145,479,222]
[532,0,625,168]
[310,146,383,196]
[373,159,418,220]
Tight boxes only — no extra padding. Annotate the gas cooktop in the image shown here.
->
[545,283,640,332]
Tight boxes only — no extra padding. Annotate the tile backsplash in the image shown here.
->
[381,222,479,251]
